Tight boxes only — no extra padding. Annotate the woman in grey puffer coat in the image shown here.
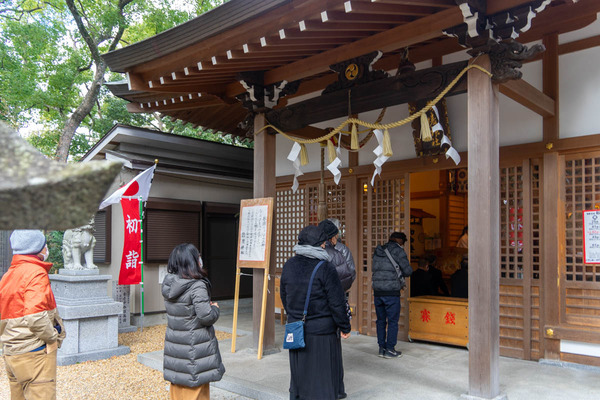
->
[162,243,225,400]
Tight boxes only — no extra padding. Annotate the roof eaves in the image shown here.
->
[102,0,291,72]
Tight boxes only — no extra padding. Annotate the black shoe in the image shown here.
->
[384,348,402,359]
[378,348,385,357]
[338,393,348,399]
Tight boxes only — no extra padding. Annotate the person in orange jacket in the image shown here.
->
[0,230,66,400]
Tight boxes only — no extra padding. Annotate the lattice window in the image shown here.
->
[500,166,525,279]
[326,183,347,235]
[531,160,541,280]
[565,156,600,282]
[306,183,347,228]
[275,188,306,271]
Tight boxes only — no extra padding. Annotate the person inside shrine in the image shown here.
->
[456,226,468,249]
[451,258,469,298]
[411,258,436,297]
[427,254,449,296]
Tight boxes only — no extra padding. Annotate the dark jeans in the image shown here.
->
[374,295,400,351]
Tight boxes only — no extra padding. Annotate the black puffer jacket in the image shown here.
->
[324,242,354,292]
[162,274,225,387]
[372,241,413,296]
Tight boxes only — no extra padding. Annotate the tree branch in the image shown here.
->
[65,0,102,64]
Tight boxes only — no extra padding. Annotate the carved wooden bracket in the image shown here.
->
[445,0,552,55]
[322,50,389,95]
[235,71,300,113]
[488,40,546,83]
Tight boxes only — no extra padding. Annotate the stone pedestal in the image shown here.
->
[49,269,130,366]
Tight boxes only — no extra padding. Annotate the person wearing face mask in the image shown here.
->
[0,229,66,400]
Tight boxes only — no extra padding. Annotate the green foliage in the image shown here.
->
[1,0,244,161]
[46,231,64,273]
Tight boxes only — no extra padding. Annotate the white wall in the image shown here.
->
[276,20,600,177]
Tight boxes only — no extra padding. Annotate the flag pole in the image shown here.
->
[139,195,144,332]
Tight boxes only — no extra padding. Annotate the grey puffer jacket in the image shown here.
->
[372,241,413,296]
[162,274,225,387]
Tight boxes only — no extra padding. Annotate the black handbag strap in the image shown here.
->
[303,261,325,321]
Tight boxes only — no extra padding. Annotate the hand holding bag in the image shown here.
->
[283,261,325,350]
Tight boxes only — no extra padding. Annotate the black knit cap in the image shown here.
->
[390,232,407,242]
[318,219,339,239]
[298,225,328,247]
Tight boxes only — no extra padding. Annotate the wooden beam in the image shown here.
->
[560,34,600,56]
[266,61,468,132]
[467,54,502,398]
[252,113,276,351]
[543,33,559,143]
[127,98,223,113]
[499,79,555,117]
[275,133,600,185]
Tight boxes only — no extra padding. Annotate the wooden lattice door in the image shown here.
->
[562,153,600,329]
[358,174,410,338]
[275,182,348,268]
[498,160,542,360]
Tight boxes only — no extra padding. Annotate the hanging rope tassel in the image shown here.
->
[382,128,393,157]
[299,143,309,166]
[351,123,359,150]
[327,139,337,163]
[420,111,433,142]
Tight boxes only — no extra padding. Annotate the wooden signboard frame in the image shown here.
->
[231,197,274,359]
[583,209,600,264]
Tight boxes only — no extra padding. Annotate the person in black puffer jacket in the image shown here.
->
[318,219,355,292]
[372,232,413,359]
[281,225,351,400]
[162,243,225,400]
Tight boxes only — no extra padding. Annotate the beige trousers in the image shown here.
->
[3,347,57,400]
[169,383,210,400]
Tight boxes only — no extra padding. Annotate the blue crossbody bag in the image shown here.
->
[283,260,325,350]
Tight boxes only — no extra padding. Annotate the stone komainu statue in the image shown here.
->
[63,219,97,270]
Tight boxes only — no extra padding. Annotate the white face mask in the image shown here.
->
[198,256,204,269]
[41,246,49,262]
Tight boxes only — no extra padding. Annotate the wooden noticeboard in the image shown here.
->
[583,209,600,264]
[231,197,274,359]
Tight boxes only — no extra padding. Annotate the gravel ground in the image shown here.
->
[0,326,251,399]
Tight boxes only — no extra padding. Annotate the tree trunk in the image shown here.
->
[56,62,107,162]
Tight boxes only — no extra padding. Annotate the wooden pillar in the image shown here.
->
[543,33,559,144]
[253,113,276,351]
[467,55,503,399]
[345,150,360,330]
[541,32,561,360]
[541,152,562,359]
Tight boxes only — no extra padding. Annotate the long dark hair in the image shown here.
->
[167,243,207,279]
